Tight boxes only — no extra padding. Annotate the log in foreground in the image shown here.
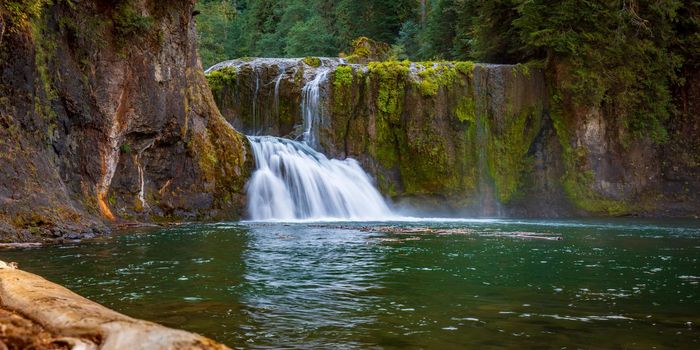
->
[0,261,229,350]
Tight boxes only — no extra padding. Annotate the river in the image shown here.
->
[2,219,699,348]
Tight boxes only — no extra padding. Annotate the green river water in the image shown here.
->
[2,219,699,349]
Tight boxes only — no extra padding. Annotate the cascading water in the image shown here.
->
[246,136,395,221]
[240,58,395,221]
[300,67,329,149]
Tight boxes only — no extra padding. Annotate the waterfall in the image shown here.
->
[300,67,330,149]
[209,58,397,221]
[246,136,395,221]
[251,66,260,135]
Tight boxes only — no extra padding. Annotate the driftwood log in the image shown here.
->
[0,261,229,350]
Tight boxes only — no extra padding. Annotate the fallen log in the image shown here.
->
[0,261,229,350]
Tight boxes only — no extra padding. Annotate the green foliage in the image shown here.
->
[512,0,683,143]
[394,20,421,60]
[113,0,153,48]
[285,16,337,57]
[120,143,132,154]
[0,0,47,30]
[195,0,238,69]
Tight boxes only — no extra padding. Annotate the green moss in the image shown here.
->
[27,2,59,143]
[186,103,251,218]
[341,36,391,63]
[415,63,460,96]
[512,63,530,77]
[303,56,321,67]
[399,127,456,194]
[455,61,476,77]
[205,66,238,94]
[368,60,409,121]
[333,65,353,89]
[486,107,541,203]
[365,61,411,170]
[332,66,354,115]
[293,67,304,85]
[1,0,47,31]
[108,194,117,206]
[549,93,634,215]
[455,96,476,123]
[418,80,438,96]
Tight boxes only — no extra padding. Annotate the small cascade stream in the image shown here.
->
[300,67,330,149]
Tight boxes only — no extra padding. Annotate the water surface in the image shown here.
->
[2,219,699,348]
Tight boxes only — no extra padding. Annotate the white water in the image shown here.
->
[245,60,399,221]
[246,136,396,221]
[300,67,330,149]
[213,59,397,221]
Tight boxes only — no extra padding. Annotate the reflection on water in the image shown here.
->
[1,219,699,348]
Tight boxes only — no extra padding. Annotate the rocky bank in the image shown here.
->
[0,0,252,242]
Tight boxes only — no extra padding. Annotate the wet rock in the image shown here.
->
[0,1,253,242]
[209,57,700,218]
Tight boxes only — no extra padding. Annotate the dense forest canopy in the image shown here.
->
[197,0,698,142]
[196,0,698,65]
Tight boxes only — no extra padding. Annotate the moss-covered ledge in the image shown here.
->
[0,261,229,350]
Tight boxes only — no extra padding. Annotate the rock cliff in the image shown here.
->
[208,57,700,217]
[0,0,252,242]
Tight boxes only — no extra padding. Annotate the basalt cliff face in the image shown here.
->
[207,58,700,217]
[0,0,252,242]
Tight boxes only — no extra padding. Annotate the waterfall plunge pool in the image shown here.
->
[2,218,699,348]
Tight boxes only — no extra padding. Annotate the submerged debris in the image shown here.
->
[0,243,43,249]
[359,226,476,235]
[358,226,562,240]
[311,224,563,240]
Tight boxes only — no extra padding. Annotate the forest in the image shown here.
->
[196,0,699,142]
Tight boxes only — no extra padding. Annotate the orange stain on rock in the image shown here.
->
[97,192,116,221]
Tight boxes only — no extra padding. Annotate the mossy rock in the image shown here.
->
[205,67,238,94]
[303,56,321,68]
